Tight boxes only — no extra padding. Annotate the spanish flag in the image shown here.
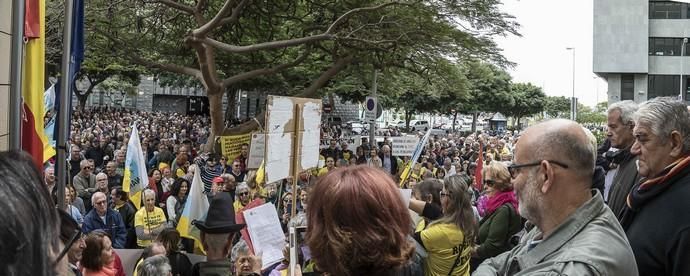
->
[22,0,55,169]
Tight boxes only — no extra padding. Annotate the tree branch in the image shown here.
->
[297,55,355,98]
[194,0,250,37]
[203,34,332,53]
[152,0,195,14]
[222,47,312,87]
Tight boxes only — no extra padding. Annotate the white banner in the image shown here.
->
[392,136,420,156]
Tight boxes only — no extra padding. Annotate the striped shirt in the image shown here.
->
[195,159,222,193]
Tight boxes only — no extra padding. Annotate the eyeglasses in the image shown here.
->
[483,179,496,186]
[55,228,82,265]
[239,192,249,196]
[83,166,93,170]
[95,200,107,205]
[507,160,569,178]
[440,191,451,198]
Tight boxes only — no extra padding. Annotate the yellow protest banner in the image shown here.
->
[219,133,252,159]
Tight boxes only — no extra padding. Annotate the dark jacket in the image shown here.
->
[475,204,522,262]
[378,153,399,175]
[607,149,639,219]
[623,164,690,276]
[82,208,127,249]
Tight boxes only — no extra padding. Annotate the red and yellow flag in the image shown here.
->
[21,0,55,169]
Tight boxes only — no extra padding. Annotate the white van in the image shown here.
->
[409,120,430,131]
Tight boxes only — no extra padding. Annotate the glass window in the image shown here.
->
[650,1,684,19]
[648,75,680,99]
[649,38,684,56]
[621,74,635,101]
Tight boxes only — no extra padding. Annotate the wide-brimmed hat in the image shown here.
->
[192,192,245,233]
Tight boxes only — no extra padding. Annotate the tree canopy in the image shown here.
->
[82,0,520,138]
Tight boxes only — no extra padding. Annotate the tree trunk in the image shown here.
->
[452,111,458,131]
[77,94,88,110]
[225,88,238,124]
[207,88,225,150]
[516,116,522,130]
[405,111,413,130]
[471,112,478,133]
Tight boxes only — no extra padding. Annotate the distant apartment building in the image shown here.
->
[594,0,690,103]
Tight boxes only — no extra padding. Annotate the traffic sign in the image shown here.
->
[323,104,332,113]
[365,96,377,122]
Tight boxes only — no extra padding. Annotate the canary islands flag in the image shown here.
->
[123,125,148,209]
[177,167,209,253]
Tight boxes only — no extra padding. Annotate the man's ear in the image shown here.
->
[669,131,684,158]
[540,161,555,194]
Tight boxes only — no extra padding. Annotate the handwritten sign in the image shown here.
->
[248,133,265,169]
[219,133,251,159]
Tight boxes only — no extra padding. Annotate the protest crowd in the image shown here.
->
[3,96,690,276]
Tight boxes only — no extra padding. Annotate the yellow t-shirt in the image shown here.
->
[317,167,332,177]
[420,223,471,276]
[134,207,166,247]
[234,200,247,214]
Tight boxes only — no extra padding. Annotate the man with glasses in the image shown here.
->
[82,192,127,249]
[58,209,86,276]
[73,159,97,210]
[229,160,246,183]
[474,119,637,276]
[620,98,690,275]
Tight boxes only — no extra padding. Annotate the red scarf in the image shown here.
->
[485,189,518,216]
[626,154,690,210]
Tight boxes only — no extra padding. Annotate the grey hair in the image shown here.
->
[143,189,156,200]
[607,100,638,126]
[230,239,251,264]
[137,255,171,276]
[235,182,249,194]
[634,97,690,152]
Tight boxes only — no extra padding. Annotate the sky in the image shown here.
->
[494,0,607,107]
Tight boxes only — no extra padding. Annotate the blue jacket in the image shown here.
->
[82,208,127,249]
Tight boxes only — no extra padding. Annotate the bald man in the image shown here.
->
[82,192,127,249]
[474,119,637,276]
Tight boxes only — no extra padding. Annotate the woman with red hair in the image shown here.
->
[305,165,423,276]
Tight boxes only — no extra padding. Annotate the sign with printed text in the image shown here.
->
[392,136,420,156]
[219,133,252,159]
[248,133,265,169]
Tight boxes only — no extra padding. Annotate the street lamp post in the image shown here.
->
[566,47,576,120]
[681,38,688,101]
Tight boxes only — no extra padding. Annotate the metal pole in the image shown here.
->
[369,70,377,148]
[56,0,75,210]
[566,47,576,120]
[9,0,26,150]
[681,38,687,101]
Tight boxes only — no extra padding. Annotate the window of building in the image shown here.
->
[648,75,680,99]
[621,74,635,100]
[649,37,687,56]
[650,1,685,19]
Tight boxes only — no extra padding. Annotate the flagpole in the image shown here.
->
[9,0,26,150]
[56,0,75,210]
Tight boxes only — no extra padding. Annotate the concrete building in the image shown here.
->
[1,1,12,151]
[594,0,690,103]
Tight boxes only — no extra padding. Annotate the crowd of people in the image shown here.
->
[2,96,690,275]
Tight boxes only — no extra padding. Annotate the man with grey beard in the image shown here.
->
[474,119,637,276]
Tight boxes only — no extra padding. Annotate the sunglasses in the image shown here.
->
[83,166,93,170]
[239,192,249,196]
[440,191,451,198]
[483,179,496,186]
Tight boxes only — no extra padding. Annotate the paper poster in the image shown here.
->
[243,203,285,269]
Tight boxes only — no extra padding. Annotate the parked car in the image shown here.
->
[409,120,430,132]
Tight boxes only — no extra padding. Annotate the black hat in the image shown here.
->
[193,192,245,233]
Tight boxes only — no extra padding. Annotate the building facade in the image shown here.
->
[1,1,13,151]
[594,0,690,103]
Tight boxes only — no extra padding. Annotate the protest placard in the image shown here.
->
[392,136,420,156]
[248,133,265,169]
[243,203,285,269]
[219,133,251,158]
